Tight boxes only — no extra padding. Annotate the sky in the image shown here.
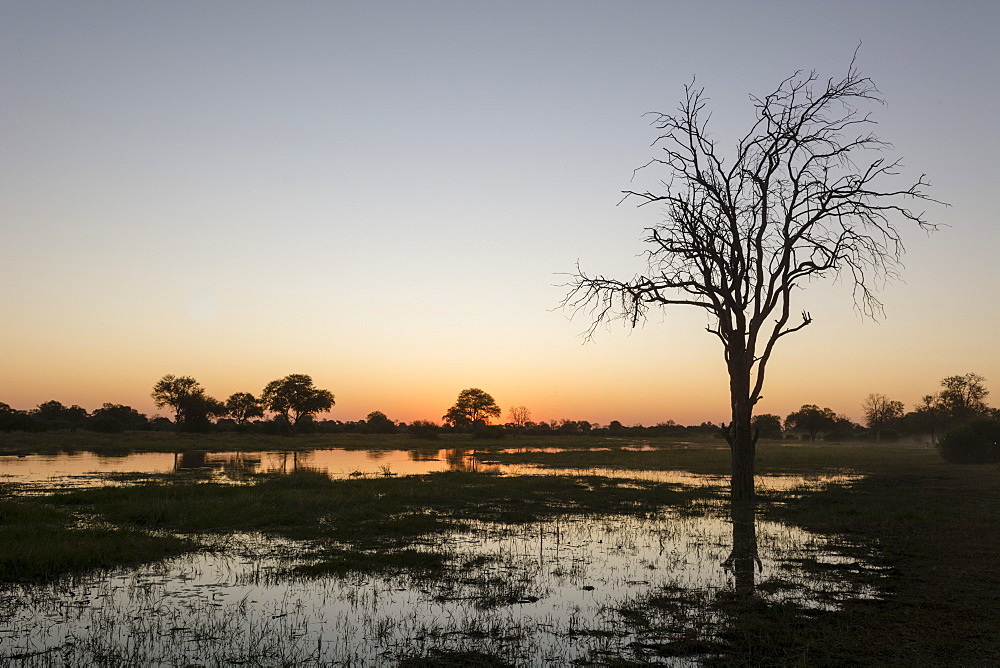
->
[2,1,998,426]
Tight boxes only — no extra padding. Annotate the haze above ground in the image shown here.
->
[2,1,998,425]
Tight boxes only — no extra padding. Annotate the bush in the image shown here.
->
[407,420,440,440]
[937,418,1000,464]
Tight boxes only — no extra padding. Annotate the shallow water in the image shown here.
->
[0,448,858,493]
[0,448,493,490]
[0,506,881,666]
[0,448,877,664]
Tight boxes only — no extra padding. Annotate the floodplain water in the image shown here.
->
[0,447,879,665]
[0,448,495,490]
[0,447,858,491]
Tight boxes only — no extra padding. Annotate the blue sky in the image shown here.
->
[2,1,998,424]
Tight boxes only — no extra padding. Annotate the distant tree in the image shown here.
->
[365,410,398,434]
[785,405,837,441]
[151,375,205,426]
[607,420,625,434]
[862,393,905,441]
[149,416,174,431]
[261,374,335,435]
[508,405,531,436]
[553,419,579,435]
[751,414,783,439]
[442,388,501,428]
[407,419,441,440]
[33,400,88,430]
[937,373,990,423]
[225,392,264,425]
[903,374,992,442]
[826,413,863,441]
[563,60,939,502]
[176,393,226,433]
[898,394,949,443]
[0,402,37,432]
[87,403,148,433]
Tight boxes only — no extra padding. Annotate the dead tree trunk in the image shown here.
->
[725,352,757,501]
[564,60,939,505]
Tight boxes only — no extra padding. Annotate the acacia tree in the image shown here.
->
[225,392,264,426]
[862,393,904,441]
[565,60,938,501]
[750,413,783,439]
[442,388,501,428]
[261,374,335,435]
[785,405,837,441]
[151,374,205,427]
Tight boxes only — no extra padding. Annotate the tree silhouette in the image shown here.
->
[88,403,149,433]
[365,410,398,434]
[565,58,939,501]
[508,405,531,436]
[225,392,264,425]
[443,388,501,428]
[937,373,990,423]
[862,393,904,441]
[750,413,783,439]
[785,405,837,441]
[33,400,88,430]
[261,374,335,435]
[151,375,207,429]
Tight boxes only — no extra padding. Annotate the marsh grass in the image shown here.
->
[0,499,194,581]
[293,547,449,576]
[1,469,711,584]
[481,439,939,476]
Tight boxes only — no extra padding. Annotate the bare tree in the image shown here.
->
[508,405,531,435]
[565,59,939,501]
[862,393,904,441]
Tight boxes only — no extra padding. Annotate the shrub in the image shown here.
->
[937,418,1000,464]
[407,420,440,440]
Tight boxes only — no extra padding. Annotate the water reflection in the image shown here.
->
[0,449,858,494]
[0,448,502,489]
[0,449,882,663]
[0,507,880,665]
[723,501,761,597]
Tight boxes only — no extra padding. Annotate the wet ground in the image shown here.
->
[0,449,881,665]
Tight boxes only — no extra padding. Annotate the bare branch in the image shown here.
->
[561,60,943,500]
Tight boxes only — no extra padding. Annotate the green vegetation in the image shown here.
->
[0,499,194,581]
[40,469,707,544]
[481,439,932,476]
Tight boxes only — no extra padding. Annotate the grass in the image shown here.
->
[481,437,938,476]
[40,468,710,543]
[0,498,195,581]
[745,461,1000,665]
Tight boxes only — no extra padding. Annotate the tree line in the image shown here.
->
[0,373,994,446]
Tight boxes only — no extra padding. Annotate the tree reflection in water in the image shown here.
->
[723,500,762,597]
